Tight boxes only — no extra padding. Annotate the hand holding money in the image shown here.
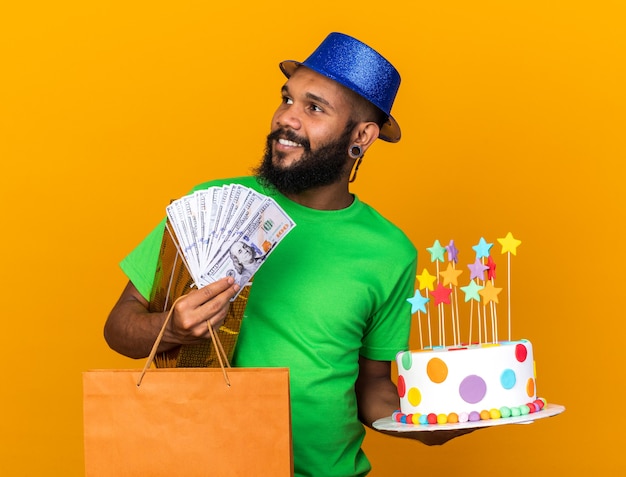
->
[163,276,241,345]
[104,185,295,361]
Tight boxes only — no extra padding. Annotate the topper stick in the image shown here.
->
[449,286,457,347]
[453,285,460,346]
[435,261,442,346]
[417,311,424,349]
[490,302,496,343]
[493,306,498,343]
[449,262,458,347]
[440,303,446,346]
[468,301,473,345]
[483,302,488,344]
[481,257,486,344]
[447,240,461,346]
[477,302,482,344]
[507,251,511,341]
[482,286,487,343]
[492,297,499,343]
[427,300,433,349]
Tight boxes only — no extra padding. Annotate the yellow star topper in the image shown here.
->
[439,263,463,287]
[416,268,437,291]
[478,281,502,304]
[497,232,522,255]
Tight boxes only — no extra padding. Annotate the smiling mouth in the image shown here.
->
[277,138,303,148]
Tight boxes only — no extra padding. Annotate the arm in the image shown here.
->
[355,356,476,446]
[104,277,240,359]
[355,356,399,427]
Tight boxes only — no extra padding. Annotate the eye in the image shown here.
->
[309,103,323,112]
[282,95,293,105]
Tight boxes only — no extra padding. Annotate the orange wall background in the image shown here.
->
[1,1,624,475]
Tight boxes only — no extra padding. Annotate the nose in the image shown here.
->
[273,104,302,131]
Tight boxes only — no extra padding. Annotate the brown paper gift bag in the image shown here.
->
[84,289,293,476]
[83,367,292,476]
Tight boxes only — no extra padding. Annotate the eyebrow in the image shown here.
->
[281,85,335,111]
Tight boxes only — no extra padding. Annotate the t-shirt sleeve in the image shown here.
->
[119,218,166,300]
[360,251,417,361]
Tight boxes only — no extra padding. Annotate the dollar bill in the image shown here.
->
[165,185,296,295]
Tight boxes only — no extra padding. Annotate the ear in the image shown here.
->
[351,121,380,154]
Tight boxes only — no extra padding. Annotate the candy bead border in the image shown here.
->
[392,398,547,426]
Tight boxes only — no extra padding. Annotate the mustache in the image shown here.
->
[267,128,311,150]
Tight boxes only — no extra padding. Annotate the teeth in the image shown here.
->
[278,138,302,147]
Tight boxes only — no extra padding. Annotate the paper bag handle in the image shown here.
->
[137,295,231,387]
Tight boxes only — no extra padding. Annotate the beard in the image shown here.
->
[255,122,355,195]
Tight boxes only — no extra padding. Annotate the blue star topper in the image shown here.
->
[472,237,493,259]
[407,289,430,314]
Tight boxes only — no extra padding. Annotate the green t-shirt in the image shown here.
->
[120,176,417,477]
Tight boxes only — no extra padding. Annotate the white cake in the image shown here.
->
[390,235,555,426]
[394,340,545,425]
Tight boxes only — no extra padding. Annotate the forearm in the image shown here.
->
[104,278,239,359]
[104,281,181,359]
[355,356,476,445]
[104,298,174,359]
[356,375,399,428]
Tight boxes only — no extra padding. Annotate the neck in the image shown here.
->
[284,182,354,210]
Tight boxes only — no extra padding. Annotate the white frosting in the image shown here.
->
[396,340,536,417]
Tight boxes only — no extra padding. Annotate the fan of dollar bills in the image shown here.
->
[165,184,296,294]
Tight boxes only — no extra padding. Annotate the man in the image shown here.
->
[105,32,465,477]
